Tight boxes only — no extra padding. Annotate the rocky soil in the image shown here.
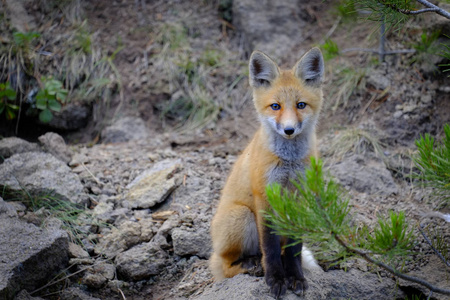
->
[1,0,449,300]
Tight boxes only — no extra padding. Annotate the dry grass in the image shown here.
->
[0,0,120,126]
[325,63,367,112]
[145,13,249,132]
[325,126,386,161]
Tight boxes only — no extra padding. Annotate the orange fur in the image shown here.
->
[210,48,324,286]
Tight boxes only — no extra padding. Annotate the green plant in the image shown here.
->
[263,157,450,296]
[12,31,41,50]
[414,30,441,54]
[36,77,68,123]
[413,123,450,201]
[1,185,88,245]
[0,82,18,120]
[337,0,357,21]
[409,30,442,66]
[439,36,450,76]
[321,39,340,61]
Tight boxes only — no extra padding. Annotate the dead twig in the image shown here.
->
[333,234,450,295]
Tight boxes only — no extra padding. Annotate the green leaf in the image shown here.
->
[56,90,68,103]
[39,109,53,123]
[35,90,46,101]
[45,79,63,95]
[36,96,47,110]
[5,88,16,100]
[0,102,5,114]
[48,99,61,112]
[5,106,17,120]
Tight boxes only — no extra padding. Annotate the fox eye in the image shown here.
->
[270,103,281,110]
[297,102,307,109]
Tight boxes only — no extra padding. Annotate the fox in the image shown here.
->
[209,48,324,299]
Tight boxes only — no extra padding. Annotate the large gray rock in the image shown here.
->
[124,159,182,209]
[194,268,404,300]
[328,154,398,196]
[115,242,168,281]
[0,152,85,204]
[13,290,44,300]
[47,102,91,131]
[82,262,116,289]
[101,116,150,144]
[0,137,40,160]
[0,202,69,299]
[94,219,154,258]
[172,227,211,258]
[38,132,73,164]
[0,197,18,218]
[59,287,101,300]
[233,0,308,61]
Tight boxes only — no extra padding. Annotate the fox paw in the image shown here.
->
[241,256,264,277]
[287,276,308,295]
[265,273,287,299]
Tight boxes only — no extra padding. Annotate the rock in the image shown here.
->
[91,202,115,222]
[4,0,36,32]
[13,290,45,300]
[0,137,40,160]
[47,102,91,131]
[156,215,180,236]
[233,0,308,61]
[82,262,115,289]
[0,197,18,218]
[366,69,391,90]
[328,154,398,196]
[59,287,101,300]
[101,116,150,144]
[94,219,154,258]
[0,216,69,299]
[125,159,182,209]
[193,268,404,300]
[172,227,212,258]
[68,242,90,258]
[38,132,73,164]
[115,242,169,281]
[0,152,85,204]
[399,255,449,300]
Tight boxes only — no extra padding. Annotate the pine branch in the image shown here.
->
[378,0,450,19]
[418,224,450,268]
[416,0,450,19]
[341,48,416,54]
[265,158,450,297]
[333,233,450,295]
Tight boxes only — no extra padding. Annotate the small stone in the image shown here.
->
[68,242,90,258]
[115,242,169,281]
[172,227,212,258]
[393,111,403,118]
[125,159,182,209]
[0,137,40,159]
[38,132,73,164]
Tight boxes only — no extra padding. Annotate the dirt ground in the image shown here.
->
[2,0,450,299]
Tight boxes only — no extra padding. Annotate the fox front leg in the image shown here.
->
[261,222,287,299]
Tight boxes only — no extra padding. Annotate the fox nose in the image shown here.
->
[284,128,295,135]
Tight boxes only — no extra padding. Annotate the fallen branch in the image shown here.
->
[340,48,416,54]
[379,0,450,19]
[333,233,450,296]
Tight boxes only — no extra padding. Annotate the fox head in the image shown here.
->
[249,48,324,140]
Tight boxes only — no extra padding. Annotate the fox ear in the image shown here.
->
[294,48,324,87]
[249,51,280,88]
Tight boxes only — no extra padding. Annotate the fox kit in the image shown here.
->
[210,48,324,298]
